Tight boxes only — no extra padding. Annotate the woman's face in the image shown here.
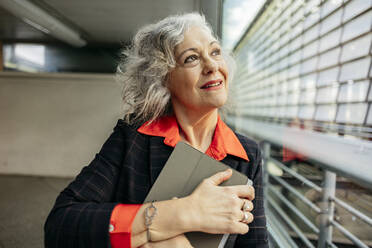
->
[167,26,229,113]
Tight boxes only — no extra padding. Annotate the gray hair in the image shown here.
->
[116,12,236,125]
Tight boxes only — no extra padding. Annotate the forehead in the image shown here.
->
[175,26,217,52]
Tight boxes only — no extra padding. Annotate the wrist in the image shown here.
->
[178,195,201,233]
[148,197,196,241]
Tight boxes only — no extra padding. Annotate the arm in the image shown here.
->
[139,234,193,248]
[131,169,255,247]
[134,197,192,248]
[44,121,190,248]
[130,197,192,247]
[44,121,128,248]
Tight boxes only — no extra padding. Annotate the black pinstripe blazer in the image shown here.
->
[44,119,269,248]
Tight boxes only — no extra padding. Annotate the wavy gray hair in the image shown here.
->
[116,12,236,125]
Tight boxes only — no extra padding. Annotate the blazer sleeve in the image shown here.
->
[44,120,129,248]
[234,142,269,248]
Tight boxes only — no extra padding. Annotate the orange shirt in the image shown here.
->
[109,115,248,248]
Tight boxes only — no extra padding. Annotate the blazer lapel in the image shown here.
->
[148,136,174,185]
[221,155,240,171]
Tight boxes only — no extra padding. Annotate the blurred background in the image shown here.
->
[0,0,371,247]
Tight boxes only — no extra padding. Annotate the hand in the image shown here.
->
[186,169,254,235]
[139,234,193,248]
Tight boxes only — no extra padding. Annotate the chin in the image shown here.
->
[216,94,228,106]
[208,97,227,109]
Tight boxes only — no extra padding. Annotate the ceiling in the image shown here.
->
[0,6,56,42]
[0,0,222,47]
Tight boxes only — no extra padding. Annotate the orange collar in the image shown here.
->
[137,115,249,161]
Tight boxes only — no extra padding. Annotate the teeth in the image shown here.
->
[205,82,221,88]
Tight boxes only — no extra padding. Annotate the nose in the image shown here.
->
[202,56,218,74]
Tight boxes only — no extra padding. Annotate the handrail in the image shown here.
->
[268,196,316,248]
[270,174,322,213]
[329,219,369,248]
[329,196,372,227]
[269,186,320,234]
[269,155,372,229]
[269,158,323,192]
[267,212,299,248]
[228,117,372,190]
[326,240,338,248]
[260,141,372,248]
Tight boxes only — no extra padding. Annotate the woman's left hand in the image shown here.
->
[139,234,193,248]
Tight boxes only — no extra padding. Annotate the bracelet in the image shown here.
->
[144,201,157,242]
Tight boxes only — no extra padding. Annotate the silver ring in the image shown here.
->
[241,211,249,222]
[243,201,250,211]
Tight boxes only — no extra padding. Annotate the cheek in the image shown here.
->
[177,69,201,92]
[167,71,193,97]
[183,66,200,80]
[220,61,229,81]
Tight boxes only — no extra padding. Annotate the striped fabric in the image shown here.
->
[44,119,268,247]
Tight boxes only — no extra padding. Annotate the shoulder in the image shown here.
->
[113,119,148,138]
[102,119,146,150]
[99,119,148,161]
[115,119,140,133]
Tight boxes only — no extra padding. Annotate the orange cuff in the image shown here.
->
[109,204,142,248]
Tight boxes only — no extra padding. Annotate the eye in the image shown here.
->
[184,54,199,63]
[211,48,221,56]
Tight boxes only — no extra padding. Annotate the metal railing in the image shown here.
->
[261,142,372,248]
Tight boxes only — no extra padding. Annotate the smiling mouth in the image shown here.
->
[201,80,223,89]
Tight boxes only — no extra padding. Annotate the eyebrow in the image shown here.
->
[176,40,219,60]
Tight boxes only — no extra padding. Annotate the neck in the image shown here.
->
[173,107,218,152]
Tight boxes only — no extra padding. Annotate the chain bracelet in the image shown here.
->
[144,200,157,242]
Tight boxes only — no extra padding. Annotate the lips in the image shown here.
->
[200,80,223,89]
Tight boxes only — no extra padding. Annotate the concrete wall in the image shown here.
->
[0,72,123,177]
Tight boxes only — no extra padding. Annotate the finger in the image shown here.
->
[208,169,232,186]
[172,196,179,200]
[176,234,193,246]
[228,185,255,200]
[241,200,254,212]
[132,231,148,248]
[235,222,250,234]
[239,211,254,224]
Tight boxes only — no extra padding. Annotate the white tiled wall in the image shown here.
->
[232,0,372,127]
[341,10,372,42]
[318,47,340,69]
[315,104,337,121]
[366,105,372,124]
[299,105,316,119]
[319,27,341,52]
[343,0,372,21]
[340,34,372,62]
[317,67,339,86]
[336,103,368,124]
[339,57,371,82]
[338,80,370,102]
[316,85,339,104]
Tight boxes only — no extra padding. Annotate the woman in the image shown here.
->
[44,13,268,248]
